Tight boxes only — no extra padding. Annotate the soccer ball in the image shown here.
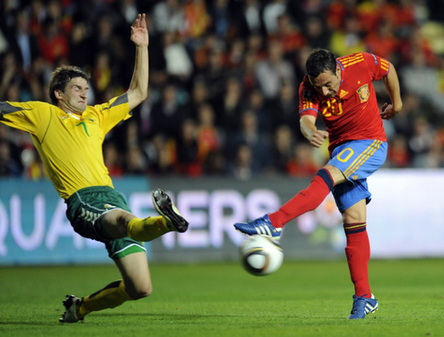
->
[240,235,284,276]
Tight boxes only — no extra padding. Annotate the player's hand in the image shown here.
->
[380,102,401,120]
[310,130,328,148]
[131,13,149,47]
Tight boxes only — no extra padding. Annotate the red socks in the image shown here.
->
[269,168,334,227]
[344,223,371,298]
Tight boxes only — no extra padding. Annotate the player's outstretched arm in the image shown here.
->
[127,13,149,111]
[380,61,402,120]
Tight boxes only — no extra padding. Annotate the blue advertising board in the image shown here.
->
[2,170,444,265]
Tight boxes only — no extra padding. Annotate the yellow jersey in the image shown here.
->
[0,94,132,199]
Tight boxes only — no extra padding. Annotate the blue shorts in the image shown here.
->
[328,139,387,213]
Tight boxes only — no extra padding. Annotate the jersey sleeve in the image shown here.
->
[0,101,52,140]
[298,77,318,119]
[91,93,132,135]
[363,52,390,81]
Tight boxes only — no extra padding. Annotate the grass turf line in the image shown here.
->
[0,259,443,337]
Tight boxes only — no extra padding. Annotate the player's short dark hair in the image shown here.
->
[49,65,90,105]
[306,49,337,79]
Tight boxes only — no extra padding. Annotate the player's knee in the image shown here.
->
[128,283,153,299]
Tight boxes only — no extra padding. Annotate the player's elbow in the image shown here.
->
[133,87,148,102]
[127,89,148,109]
[139,87,148,101]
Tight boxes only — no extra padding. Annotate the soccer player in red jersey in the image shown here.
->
[235,49,402,319]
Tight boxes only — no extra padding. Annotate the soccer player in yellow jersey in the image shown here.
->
[0,14,189,323]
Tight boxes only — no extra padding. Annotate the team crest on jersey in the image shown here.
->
[357,84,370,103]
[76,121,90,136]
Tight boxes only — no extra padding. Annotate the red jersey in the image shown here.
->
[299,52,389,154]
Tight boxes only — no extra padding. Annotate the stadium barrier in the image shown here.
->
[0,169,443,265]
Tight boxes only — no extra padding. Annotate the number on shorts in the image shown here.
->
[337,148,354,162]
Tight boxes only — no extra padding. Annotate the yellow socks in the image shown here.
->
[127,216,171,242]
[78,280,131,318]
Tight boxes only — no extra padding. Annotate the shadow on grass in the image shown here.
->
[0,312,241,326]
[0,321,60,326]
[94,312,241,320]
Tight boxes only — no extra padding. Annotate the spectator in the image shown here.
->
[209,0,231,39]
[329,14,365,57]
[399,26,438,67]
[181,78,208,122]
[236,0,265,38]
[272,13,306,60]
[228,109,271,173]
[401,51,444,111]
[145,133,175,175]
[28,0,47,37]
[226,38,246,71]
[176,118,201,176]
[272,81,301,133]
[103,141,124,177]
[196,103,224,174]
[117,0,138,26]
[230,142,254,180]
[5,10,39,73]
[325,0,355,31]
[303,15,331,50]
[0,52,23,99]
[386,134,410,168]
[218,76,244,135]
[150,83,187,141]
[69,21,93,68]
[183,0,211,39]
[286,143,320,177]
[254,39,295,102]
[365,19,399,60]
[240,51,258,94]
[37,17,69,65]
[408,117,435,168]
[152,0,185,35]
[262,0,287,35]
[0,139,22,177]
[246,88,271,134]
[124,145,148,175]
[202,46,227,111]
[93,51,112,101]
[163,31,193,84]
[271,124,295,173]
[0,124,23,174]
[22,146,47,180]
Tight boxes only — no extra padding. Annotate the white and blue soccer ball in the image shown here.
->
[240,235,284,276]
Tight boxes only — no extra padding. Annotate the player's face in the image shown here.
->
[309,66,341,98]
[56,77,89,115]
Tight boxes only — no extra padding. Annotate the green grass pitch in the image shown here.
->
[0,259,443,337]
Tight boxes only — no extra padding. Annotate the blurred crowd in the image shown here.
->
[1,0,444,180]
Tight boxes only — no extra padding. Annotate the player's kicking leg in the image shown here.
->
[152,188,188,232]
[125,188,189,242]
[234,214,282,240]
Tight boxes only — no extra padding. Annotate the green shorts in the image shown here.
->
[65,186,145,260]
